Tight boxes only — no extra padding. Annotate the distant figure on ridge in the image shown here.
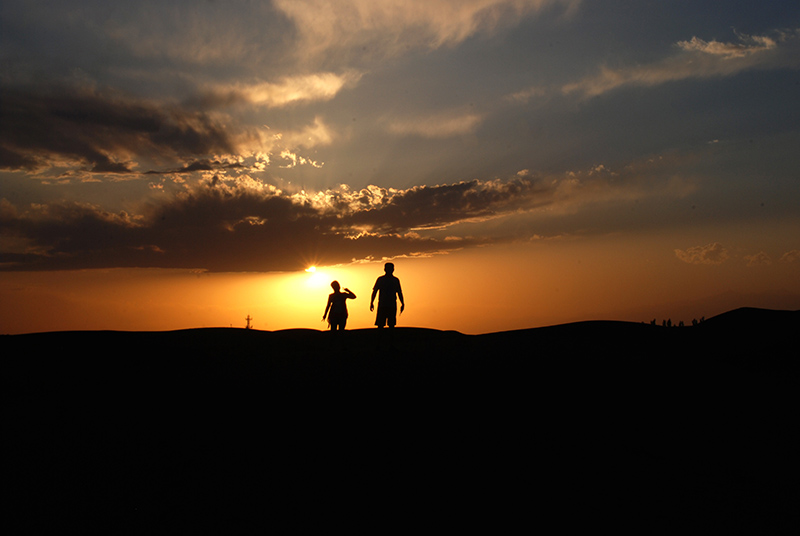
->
[323,281,356,331]
[370,262,405,329]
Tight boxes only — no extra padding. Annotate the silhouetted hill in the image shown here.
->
[3,308,798,532]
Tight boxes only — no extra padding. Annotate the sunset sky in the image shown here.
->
[2,1,799,334]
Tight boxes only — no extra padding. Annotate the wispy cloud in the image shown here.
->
[675,242,730,265]
[190,72,363,109]
[506,85,548,103]
[383,110,484,138]
[271,117,336,149]
[561,29,799,99]
[504,28,799,103]
[274,0,580,63]
[780,250,800,264]
[744,251,772,267]
[675,31,778,59]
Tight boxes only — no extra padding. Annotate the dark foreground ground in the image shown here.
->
[3,308,799,532]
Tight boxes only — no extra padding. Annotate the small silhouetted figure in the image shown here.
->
[370,262,404,328]
[323,281,356,331]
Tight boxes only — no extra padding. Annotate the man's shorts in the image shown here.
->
[375,302,397,327]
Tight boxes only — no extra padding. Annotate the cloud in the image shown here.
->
[675,242,730,265]
[331,177,553,232]
[2,155,697,272]
[190,72,363,109]
[506,85,548,103]
[39,1,290,69]
[562,29,800,99]
[0,86,236,173]
[143,156,248,175]
[383,110,484,138]
[780,250,800,263]
[274,117,336,149]
[744,251,772,267]
[1,178,511,272]
[273,0,580,63]
[676,31,778,59]
[0,85,338,176]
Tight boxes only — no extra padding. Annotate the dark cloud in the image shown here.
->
[348,178,550,232]
[144,158,247,175]
[0,176,551,272]
[0,85,236,173]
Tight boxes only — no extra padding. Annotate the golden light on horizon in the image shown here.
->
[304,265,330,289]
[2,225,798,336]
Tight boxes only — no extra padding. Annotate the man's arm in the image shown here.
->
[397,281,404,313]
[370,281,378,311]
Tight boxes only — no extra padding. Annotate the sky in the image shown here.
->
[1,0,799,334]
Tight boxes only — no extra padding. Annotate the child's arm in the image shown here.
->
[323,296,332,320]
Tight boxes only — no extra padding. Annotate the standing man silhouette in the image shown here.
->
[370,262,404,329]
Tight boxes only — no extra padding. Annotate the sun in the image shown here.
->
[304,265,328,288]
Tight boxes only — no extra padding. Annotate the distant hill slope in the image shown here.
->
[3,307,798,531]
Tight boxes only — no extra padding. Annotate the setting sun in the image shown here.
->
[305,266,330,289]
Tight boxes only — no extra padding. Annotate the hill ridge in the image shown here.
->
[7,306,797,338]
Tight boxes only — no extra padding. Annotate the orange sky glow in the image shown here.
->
[3,218,798,335]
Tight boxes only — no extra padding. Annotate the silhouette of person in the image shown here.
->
[323,281,356,331]
[370,262,404,328]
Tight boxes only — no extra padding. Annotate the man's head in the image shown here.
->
[331,281,340,291]
[384,262,394,274]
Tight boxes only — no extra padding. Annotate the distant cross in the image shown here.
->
[245,315,252,329]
